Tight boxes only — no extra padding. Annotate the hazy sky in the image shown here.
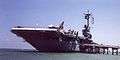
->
[0,0,120,49]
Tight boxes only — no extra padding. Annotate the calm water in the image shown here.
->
[0,49,120,60]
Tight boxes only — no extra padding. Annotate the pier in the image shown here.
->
[79,44,120,55]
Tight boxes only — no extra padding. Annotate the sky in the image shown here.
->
[0,0,120,49]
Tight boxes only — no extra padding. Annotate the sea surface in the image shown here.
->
[0,49,120,60]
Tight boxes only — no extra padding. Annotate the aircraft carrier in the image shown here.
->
[11,11,98,52]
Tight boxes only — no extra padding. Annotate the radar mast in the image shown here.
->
[82,10,94,39]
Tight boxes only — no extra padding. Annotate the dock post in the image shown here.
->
[98,47,100,54]
[116,49,118,55]
[99,47,101,54]
[107,48,109,54]
[96,47,100,54]
[90,47,93,53]
[103,48,105,54]
[112,48,114,55]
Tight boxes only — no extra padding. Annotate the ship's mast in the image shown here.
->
[85,10,91,30]
[82,10,93,39]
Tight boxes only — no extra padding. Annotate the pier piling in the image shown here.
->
[112,48,119,55]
